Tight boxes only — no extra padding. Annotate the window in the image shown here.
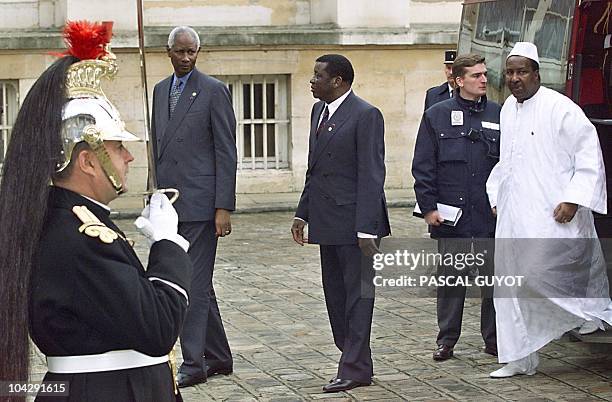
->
[217,75,290,170]
[0,81,18,168]
[460,0,575,103]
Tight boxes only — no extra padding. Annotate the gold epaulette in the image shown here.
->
[72,205,119,244]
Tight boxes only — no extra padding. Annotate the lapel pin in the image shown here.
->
[190,92,197,100]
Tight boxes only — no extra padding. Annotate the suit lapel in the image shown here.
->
[153,77,171,159]
[308,102,325,167]
[310,92,355,169]
[159,70,200,158]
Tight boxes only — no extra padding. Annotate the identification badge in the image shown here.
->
[451,110,463,126]
[482,121,500,130]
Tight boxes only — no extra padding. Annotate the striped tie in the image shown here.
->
[316,106,329,137]
[169,81,182,117]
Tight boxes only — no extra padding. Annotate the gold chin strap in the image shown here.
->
[82,125,125,195]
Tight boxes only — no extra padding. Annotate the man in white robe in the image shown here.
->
[486,42,612,378]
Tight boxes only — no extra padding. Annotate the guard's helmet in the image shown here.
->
[55,21,140,194]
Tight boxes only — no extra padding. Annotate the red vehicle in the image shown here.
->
[458,0,612,340]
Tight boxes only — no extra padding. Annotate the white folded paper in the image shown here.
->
[413,202,463,227]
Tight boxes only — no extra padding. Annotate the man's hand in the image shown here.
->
[291,219,308,245]
[358,238,380,257]
[134,192,190,251]
[491,207,497,217]
[553,202,578,224]
[135,192,179,241]
[424,210,444,226]
[215,208,232,237]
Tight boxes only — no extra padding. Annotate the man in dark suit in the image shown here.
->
[152,26,237,388]
[291,54,391,393]
[424,50,457,110]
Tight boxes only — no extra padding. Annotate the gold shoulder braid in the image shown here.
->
[72,205,118,244]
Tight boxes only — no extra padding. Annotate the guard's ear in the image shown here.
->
[75,148,98,177]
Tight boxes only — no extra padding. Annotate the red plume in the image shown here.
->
[61,20,111,60]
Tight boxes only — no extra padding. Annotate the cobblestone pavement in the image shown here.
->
[30,208,611,401]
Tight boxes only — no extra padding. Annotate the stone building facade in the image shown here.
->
[0,0,461,201]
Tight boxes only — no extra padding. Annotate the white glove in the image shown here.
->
[134,192,189,252]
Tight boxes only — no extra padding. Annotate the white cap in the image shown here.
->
[507,42,539,66]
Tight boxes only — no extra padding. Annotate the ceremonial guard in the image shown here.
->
[0,21,192,401]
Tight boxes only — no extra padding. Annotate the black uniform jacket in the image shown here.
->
[29,186,192,402]
[424,82,451,111]
[412,94,501,238]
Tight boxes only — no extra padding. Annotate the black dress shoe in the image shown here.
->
[177,372,207,388]
[484,344,498,356]
[323,378,370,393]
[205,365,233,378]
[433,344,454,361]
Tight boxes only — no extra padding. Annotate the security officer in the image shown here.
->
[424,50,456,110]
[412,53,500,362]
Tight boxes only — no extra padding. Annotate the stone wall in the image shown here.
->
[0,0,461,195]
[0,46,452,194]
[0,0,461,29]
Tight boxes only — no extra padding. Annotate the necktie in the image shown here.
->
[316,106,329,137]
[169,80,183,117]
[449,89,453,98]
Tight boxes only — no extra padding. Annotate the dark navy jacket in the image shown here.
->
[424,82,452,111]
[412,94,501,238]
[296,92,391,245]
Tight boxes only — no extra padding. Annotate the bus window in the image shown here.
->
[459,0,575,104]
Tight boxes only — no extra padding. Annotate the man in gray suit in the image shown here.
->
[292,54,391,393]
[152,26,237,388]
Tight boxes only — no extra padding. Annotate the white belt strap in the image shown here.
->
[47,350,169,374]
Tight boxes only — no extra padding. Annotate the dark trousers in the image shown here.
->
[178,221,232,377]
[436,237,496,347]
[320,244,375,383]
